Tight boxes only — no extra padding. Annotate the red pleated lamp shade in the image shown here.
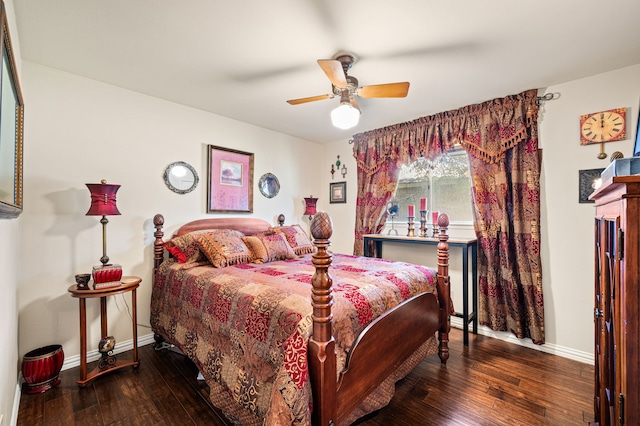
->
[86,180,121,216]
[304,196,318,216]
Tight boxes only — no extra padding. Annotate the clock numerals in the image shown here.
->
[580,108,626,145]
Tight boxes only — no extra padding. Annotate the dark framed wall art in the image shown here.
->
[329,181,347,204]
[579,168,605,203]
[0,1,24,219]
[207,145,254,213]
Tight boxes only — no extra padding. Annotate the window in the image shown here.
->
[390,149,473,224]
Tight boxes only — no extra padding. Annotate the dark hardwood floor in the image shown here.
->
[17,328,594,425]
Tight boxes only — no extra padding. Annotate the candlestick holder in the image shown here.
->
[407,216,415,237]
[432,211,439,237]
[419,210,428,237]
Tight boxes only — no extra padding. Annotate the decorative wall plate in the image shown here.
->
[164,161,199,194]
[258,173,280,198]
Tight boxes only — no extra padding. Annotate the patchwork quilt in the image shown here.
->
[150,253,438,425]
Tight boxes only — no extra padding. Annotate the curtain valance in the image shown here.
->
[352,89,538,171]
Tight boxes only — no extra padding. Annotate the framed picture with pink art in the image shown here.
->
[207,145,254,213]
[329,181,347,204]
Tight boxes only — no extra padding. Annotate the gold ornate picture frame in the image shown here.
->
[0,0,24,219]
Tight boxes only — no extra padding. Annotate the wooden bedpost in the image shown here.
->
[437,213,451,364]
[308,212,337,426]
[153,214,165,281]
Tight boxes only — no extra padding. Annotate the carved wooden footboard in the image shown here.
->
[307,212,450,425]
[151,212,450,426]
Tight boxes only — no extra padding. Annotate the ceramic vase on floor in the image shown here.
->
[21,344,64,393]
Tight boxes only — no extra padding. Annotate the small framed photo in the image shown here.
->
[330,181,347,204]
[207,145,254,213]
[578,168,605,203]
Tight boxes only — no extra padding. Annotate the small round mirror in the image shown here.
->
[258,173,280,198]
[164,161,199,194]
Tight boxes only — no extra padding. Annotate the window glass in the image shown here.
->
[392,150,473,223]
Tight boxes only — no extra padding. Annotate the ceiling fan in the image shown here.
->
[286,51,410,129]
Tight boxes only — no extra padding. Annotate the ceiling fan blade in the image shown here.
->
[358,82,410,98]
[317,59,347,89]
[286,94,333,105]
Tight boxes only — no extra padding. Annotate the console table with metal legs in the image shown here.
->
[363,234,478,346]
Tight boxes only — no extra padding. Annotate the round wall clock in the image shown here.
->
[580,107,626,145]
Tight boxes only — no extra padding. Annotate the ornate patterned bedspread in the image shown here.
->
[150,253,437,425]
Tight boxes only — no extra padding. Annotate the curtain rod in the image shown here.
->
[536,92,558,105]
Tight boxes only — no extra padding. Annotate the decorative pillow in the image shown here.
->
[167,230,209,264]
[242,236,269,264]
[243,232,297,263]
[164,242,187,263]
[269,224,315,256]
[196,229,250,268]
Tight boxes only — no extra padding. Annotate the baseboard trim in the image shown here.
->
[11,383,20,426]
[450,317,594,365]
[61,325,594,369]
[61,332,156,371]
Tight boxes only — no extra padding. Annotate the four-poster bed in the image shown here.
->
[150,212,451,425]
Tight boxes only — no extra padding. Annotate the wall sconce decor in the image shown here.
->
[86,179,122,288]
[303,195,318,220]
[331,155,347,179]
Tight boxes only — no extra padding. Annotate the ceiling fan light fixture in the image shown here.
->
[331,100,360,130]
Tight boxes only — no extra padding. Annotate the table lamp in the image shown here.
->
[304,195,318,221]
[86,179,122,289]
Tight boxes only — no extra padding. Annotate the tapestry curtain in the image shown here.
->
[351,89,544,343]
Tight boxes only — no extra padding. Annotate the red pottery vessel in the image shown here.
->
[21,344,64,393]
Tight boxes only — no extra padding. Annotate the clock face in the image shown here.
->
[580,108,626,145]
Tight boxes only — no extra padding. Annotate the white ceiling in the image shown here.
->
[14,0,640,144]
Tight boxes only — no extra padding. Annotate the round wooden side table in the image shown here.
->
[67,275,141,386]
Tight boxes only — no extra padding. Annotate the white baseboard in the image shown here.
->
[60,326,593,369]
[61,332,156,371]
[11,384,19,426]
[450,317,594,365]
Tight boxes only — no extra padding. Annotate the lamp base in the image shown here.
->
[92,264,123,289]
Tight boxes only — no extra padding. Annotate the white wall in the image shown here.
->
[540,64,640,358]
[323,64,640,363]
[17,62,322,374]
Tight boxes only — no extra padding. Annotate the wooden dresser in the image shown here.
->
[590,175,640,425]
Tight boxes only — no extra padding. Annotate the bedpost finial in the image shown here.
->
[437,213,449,228]
[310,211,333,240]
[154,214,164,227]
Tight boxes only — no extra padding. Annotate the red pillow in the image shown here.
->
[164,242,187,263]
